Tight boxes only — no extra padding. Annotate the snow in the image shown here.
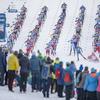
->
[0,85,75,100]
[1,0,99,70]
[0,0,100,99]
[0,0,100,69]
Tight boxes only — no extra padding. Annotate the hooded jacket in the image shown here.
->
[30,55,40,71]
[84,73,98,92]
[7,54,19,71]
[57,64,64,85]
[19,55,30,73]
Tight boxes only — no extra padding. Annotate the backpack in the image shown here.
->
[64,71,72,83]
[41,65,49,79]
[55,68,61,79]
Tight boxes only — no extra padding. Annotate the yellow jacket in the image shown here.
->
[7,54,19,71]
[52,72,56,79]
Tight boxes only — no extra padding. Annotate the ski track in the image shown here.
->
[34,0,63,55]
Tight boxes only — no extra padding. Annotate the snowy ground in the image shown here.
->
[0,85,75,100]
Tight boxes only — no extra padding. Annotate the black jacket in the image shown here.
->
[19,55,30,73]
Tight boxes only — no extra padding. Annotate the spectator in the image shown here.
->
[84,68,98,100]
[7,51,19,92]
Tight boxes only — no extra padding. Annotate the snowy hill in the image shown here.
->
[0,0,100,69]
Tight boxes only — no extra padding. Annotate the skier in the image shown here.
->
[45,46,50,56]
[80,5,86,13]
[61,3,67,13]
[69,35,79,56]
[76,46,86,61]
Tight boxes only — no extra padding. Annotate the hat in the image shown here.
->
[84,66,88,71]
[13,51,18,56]
[91,68,96,73]
[79,64,83,71]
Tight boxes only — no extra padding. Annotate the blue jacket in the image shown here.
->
[97,72,100,77]
[69,64,76,75]
[30,55,41,71]
[84,73,98,92]
[54,63,60,71]
[57,66,64,85]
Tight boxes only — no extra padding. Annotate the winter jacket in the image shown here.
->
[7,54,19,71]
[51,72,56,79]
[97,72,100,77]
[77,71,88,89]
[18,53,23,59]
[19,55,30,73]
[54,61,60,72]
[84,73,98,92]
[41,63,51,79]
[45,58,52,78]
[97,76,100,92]
[30,55,41,71]
[57,66,64,85]
[0,51,6,69]
[69,63,76,75]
